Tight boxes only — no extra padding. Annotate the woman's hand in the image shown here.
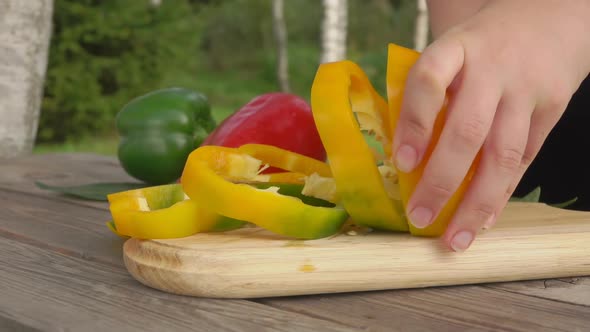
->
[392,0,590,251]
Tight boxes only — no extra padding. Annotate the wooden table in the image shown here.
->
[1,153,589,332]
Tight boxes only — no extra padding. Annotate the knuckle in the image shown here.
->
[425,177,456,200]
[410,57,444,93]
[471,203,496,221]
[491,146,523,172]
[453,117,488,148]
[520,151,536,169]
[402,113,430,140]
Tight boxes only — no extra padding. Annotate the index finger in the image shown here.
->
[392,37,466,173]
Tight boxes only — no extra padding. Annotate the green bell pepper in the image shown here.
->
[116,87,216,185]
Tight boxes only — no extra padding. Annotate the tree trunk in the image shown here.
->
[414,0,429,51]
[272,0,290,92]
[0,0,54,157]
[320,0,348,63]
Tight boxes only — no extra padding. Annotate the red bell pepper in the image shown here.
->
[201,93,326,170]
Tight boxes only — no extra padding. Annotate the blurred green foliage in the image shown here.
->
[37,0,418,145]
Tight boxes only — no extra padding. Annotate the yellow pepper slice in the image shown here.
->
[107,184,244,239]
[387,43,480,236]
[181,145,349,239]
[238,143,332,177]
[311,60,407,232]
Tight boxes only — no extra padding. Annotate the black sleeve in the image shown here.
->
[515,75,590,210]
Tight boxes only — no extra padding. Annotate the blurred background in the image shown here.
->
[33,0,425,155]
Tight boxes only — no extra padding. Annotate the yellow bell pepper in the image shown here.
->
[181,145,349,239]
[387,43,480,236]
[107,184,244,239]
[310,60,408,232]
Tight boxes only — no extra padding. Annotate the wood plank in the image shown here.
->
[122,202,590,298]
[0,236,353,332]
[491,277,590,306]
[259,286,590,332]
[0,153,135,208]
[0,188,124,265]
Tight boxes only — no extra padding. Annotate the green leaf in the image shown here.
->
[509,186,578,209]
[549,197,579,209]
[35,181,148,201]
[509,186,541,203]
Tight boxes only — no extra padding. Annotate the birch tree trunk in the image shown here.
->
[320,0,348,63]
[414,0,429,51]
[0,0,54,157]
[272,0,290,92]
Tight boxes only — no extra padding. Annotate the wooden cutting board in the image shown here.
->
[123,202,590,299]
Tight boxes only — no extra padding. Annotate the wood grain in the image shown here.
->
[0,234,353,332]
[259,286,590,332]
[493,277,590,306]
[0,188,124,265]
[0,317,40,332]
[123,202,590,298]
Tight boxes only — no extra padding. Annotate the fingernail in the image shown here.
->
[408,206,433,229]
[451,231,474,252]
[482,213,496,230]
[395,144,418,173]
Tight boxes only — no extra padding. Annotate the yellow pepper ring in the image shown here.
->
[311,60,408,232]
[181,146,349,240]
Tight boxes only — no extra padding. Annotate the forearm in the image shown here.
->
[426,0,488,38]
